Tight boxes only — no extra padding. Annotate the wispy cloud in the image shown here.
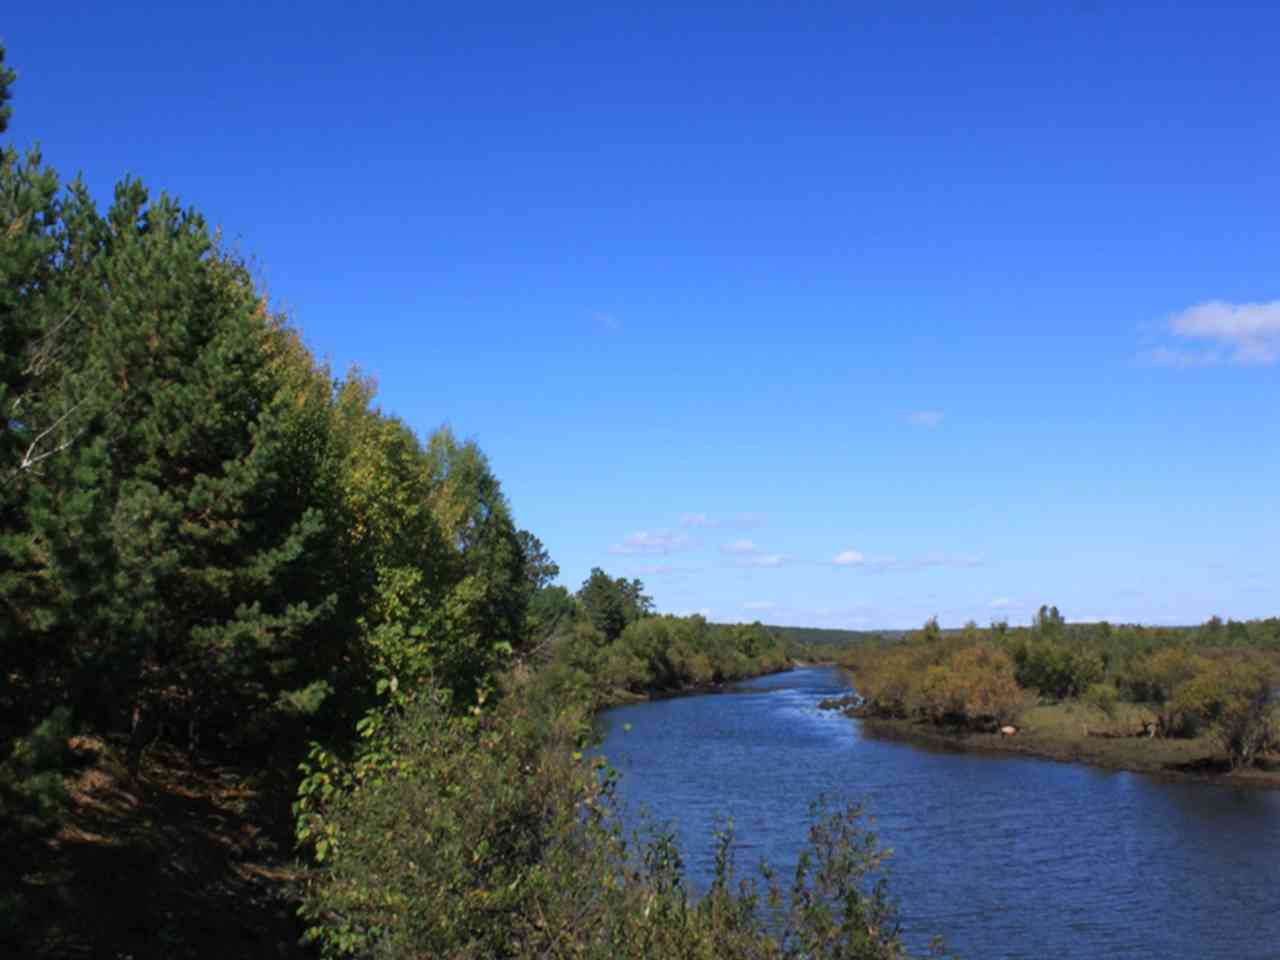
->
[1143,346,1220,369]
[722,538,787,568]
[988,597,1018,610]
[1145,299,1280,367]
[907,410,944,428]
[832,550,984,573]
[913,552,984,570]
[743,600,775,611]
[609,530,695,555]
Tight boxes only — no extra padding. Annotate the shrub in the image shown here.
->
[1011,641,1104,701]
[299,681,916,960]
[1174,657,1277,768]
[1082,682,1120,722]
[1121,646,1207,737]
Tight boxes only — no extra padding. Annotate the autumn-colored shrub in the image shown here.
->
[853,637,1022,729]
[1174,656,1277,768]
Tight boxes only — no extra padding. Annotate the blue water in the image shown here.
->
[596,666,1280,960]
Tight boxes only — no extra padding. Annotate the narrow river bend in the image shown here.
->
[596,666,1280,960]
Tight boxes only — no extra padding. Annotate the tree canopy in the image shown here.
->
[576,567,653,643]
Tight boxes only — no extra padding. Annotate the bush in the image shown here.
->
[1082,682,1120,722]
[854,641,1021,729]
[299,680,916,960]
[1011,641,1104,701]
[1174,657,1277,769]
[1121,646,1206,737]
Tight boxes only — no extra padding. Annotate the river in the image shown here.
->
[595,665,1280,959]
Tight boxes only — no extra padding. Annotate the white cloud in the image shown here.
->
[721,538,758,555]
[1154,300,1280,366]
[988,597,1017,610]
[743,600,775,611]
[609,530,694,555]
[907,410,944,428]
[832,549,865,566]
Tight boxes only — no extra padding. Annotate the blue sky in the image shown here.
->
[6,2,1278,628]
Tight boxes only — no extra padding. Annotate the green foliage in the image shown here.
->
[0,707,72,842]
[577,567,653,643]
[525,583,575,648]
[2,177,344,757]
[1121,645,1207,737]
[1082,682,1121,721]
[299,677,913,960]
[1010,640,1104,701]
[516,529,558,594]
[1033,604,1065,634]
[299,684,596,958]
[1,56,533,815]
[584,616,788,700]
[761,625,888,652]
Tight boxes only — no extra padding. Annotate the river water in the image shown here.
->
[595,666,1280,959]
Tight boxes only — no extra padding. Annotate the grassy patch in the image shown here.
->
[857,701,1280,788]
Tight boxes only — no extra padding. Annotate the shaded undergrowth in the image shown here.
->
[2,737,308,960]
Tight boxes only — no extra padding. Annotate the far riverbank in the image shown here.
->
[597,661,796,709]
[823,694,1280,790]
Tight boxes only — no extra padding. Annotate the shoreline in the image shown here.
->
[596,662,797,709]
[841,710,1280,791]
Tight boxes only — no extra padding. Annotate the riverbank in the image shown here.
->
[827,699,1280,790]
[597,661,797,708]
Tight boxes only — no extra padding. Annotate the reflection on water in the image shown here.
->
[596,666,1280,960]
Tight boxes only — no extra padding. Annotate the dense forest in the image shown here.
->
[0,45,915,959]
